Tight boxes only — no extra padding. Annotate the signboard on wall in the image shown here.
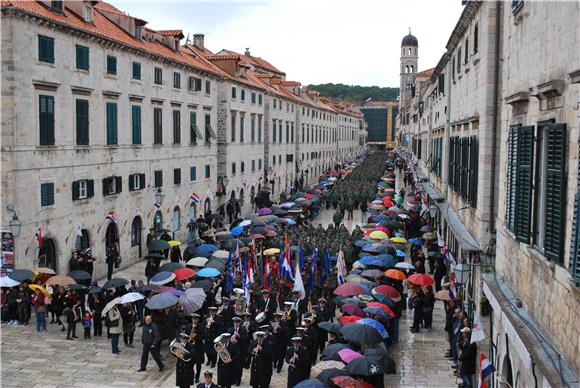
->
[1,231,15,275]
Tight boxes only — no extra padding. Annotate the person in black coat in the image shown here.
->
[458,327,477,388]
[196,371,218,388]
[204,307,223,368]
[184,313,205,383]
[303,318,318,366]
[216,333,240,388]
[248,331,272,388]
[138,315,165,372]
[422,285,435,330]
[271,313,288,373]
[256,290,277,323]
[282,302,297,335]
[285,337,309,388]
[175,333,196,388]
[409,286,424,333]
[229,317,249,384]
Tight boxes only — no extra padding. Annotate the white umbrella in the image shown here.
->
[179,287,207,314]
[187,257,208,267]
[0,276,20,288]
[120,292,145,304]
[212,250,230,259]
[240,220,252,227]
[395,262,415,270]
[101,297,122,317]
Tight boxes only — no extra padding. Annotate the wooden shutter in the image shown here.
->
[128,174,135,191]
[76,99,89,145]
[106,102,117,145]
[139,174,146,189]
[107,55,116,74]
[570,141,580,285]
[115,176,122,193]
[72,181,80,201]
[39,95,55,146]
[506,126,518,231]
[41,183,54,206]
[544,123,567,262]
[87,179,94,198]
[132,105,141,145]
[102,178,109,196]
[514,126,534,243]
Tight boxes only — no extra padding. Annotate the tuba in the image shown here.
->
[170,338,192,362]
[234,297,247,316]
[213,339,232,363]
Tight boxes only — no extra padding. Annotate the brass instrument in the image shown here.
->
[252,339,263,357]
[188,326,197,344]
[288,350,298,369]
[284,310,292,321]
[206,315,215,330]
[213,339,232,363]
[170,338,192,362]
[234,297,247,316]
[242,320,251,330]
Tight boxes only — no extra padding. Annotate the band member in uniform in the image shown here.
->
[216,333,240,388]
[282,302,297,336]
[184,313,206,383]
[303,317,318,366]
[204,307,223,368]
[242,312,257,339]
[285,336,309,388]
[229,317,248,385]
[174,333,195,388]
[290,290,307,325]
[257,290,277,323]
[248,331,271,388]
[315,299,331,354]
[295,327,312,375]
[196,371,218,388]
[258,324,274,386]
[220,297,235,330]
[271,313,288,373]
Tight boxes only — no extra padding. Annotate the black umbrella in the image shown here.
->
[320,343,350,361]
[89,286,104,294]
[420,225,433,232]
[190,279,212,291]
[318,321,342,336]
[183,245,199,261]
[333,296,346,306]
[273,209,288,216]
[140,284,160,292]
[145,253,165,260]
[67,284,88,291]
[103,278,129,289]
[67,270,92,281]
[8,269,35,282]
[316,368,349,384]
[345,357,384,376]
[364,348,396,374]
[148,239,170,251]
[205,260,226,271]
[222,239,242,250]
[341,324,383,347]
[159,262,184,272]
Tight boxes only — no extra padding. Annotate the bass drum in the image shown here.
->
[255,312,267,323]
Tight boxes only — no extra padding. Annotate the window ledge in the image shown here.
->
[37,61,55,68]
[73,198,90,204]
[75,69,90,75]
[131,144,143,147]
[130,79,142,85]
[37,145,58,150]
[105,74,118,80]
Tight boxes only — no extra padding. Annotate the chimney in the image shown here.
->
[193,34,205,50]
[244,47,250,56]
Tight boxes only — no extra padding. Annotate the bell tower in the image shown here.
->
[400,28,418,107]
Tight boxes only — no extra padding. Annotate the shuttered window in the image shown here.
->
[128,173,145,191]
[39,95,55,146]
[132,61,141,80]
[72,179,94,200]
[154,108,163,144]
[76,45,89,70]
[154,170,163,188]
[75,99,89,145]
[205,165,210,179]
[102,176,122,196]
[132,105,141,145]
[173,110,181,144]
[174,168,181,185]
[506,126,519,232]
[514,126,534,243]
[106,55,117,75]
[154,67,162,84]
[190,166,197,182]
[570,141,580,285]
[106,102,117,145]
[40,183,55,206]
[190,112,202,144]
[38,35,54,63]
[448,136,478,206]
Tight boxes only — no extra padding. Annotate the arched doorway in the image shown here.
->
[105,223,119,257]
[204,198,211,215]
[500,355,514,388]
[172,206,181,237]
[75,229,90,252]
[38,238,57,271]
[250,186,255,211]
[153,210,163,236]
[239,188,245,207]
[230,190,236,201]
[131,216,142,258]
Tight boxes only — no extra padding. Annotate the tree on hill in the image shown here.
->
[307,83,399,104]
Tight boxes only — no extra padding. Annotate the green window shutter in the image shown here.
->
[154,170,163,187]
[132,105,141,145]
[544,123,567,262]
[38,35,54,63]
[514,126,534,243]
[72,181,80,201]
[132,62,141,80]
[174,168,181,185]
[76,99,89,145]
[40,183,54,206]
[106,55,117,75]
[87,179,94,198]
[190,166,196,181]
[39,95,55,146]
[76,45,89,70]
[106,102,117,145]
[570,141,580,285]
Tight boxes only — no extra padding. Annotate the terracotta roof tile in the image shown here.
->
[158,29,184,38]
[416,67,435,77]
[218,49,285,75]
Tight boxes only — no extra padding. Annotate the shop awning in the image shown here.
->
[435,201,480,252]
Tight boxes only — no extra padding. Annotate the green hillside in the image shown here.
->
[308,83,399,104]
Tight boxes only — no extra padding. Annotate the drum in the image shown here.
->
[255,312,267,323]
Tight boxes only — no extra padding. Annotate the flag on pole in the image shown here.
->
[105,212,118,224]
[264,258,270,290]
[449,272,457,300]
[471,312,486,344]
[190,192,201,204]
[243,255,252,305]
[35,228,43,248]
[281,233,294,281]
[309,248,318,291]
[365,97,373,103]
[336,245,347,285]
[154,202,161,209]
[478,353,495,388]
[293,260,306,300]
[225,250,234,293]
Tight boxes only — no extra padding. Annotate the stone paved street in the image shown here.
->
[1,198,456,388]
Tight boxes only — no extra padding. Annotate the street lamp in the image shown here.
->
[9,212,21,237]
[454,263,471,285]
[429,204,438,218]
[155,189,165,206]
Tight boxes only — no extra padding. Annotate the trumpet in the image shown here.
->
[284,310,292,321]
[206,315,214,329]
[188,327,197,344]
[234,297,247,316]
[289,351,298,368]
[252,340,263,357]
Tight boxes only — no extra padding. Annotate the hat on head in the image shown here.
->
[190,313,201,318]
[291,336,302,342]
[254,331,266,337]
[261,290,270,294]
[222,297,230,302]
[259,324,270,330]
[460,327,471,333]
[208,306,218,310]
[296,327,306,331]
[274,312,283,317]
[243,312,252,317]
[232,317,242,322]
[318,298,327,303]
[284,301,293,306]
[178,332,189,338]
[204,371,213,377]
[303,317,313,322]
[184,282,192,289]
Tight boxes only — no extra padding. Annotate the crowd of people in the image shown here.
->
[1,149,479,388]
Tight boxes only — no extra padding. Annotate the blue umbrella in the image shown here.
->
[145,293,178,310]
[409,238,423,246]
[230,226,244,236]
[372,215,388,222]
[285,218,297,225]
[395,250,406,257]
[364,307,390,319]
[362,245,379,253]
[193,244,218,255]
[196,267,221,278]
[150,271,176,285]
[354,239,369,248]
[371,292,395,307]
[294,379,325,388]
[358,317,389,339]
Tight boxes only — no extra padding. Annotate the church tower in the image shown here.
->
[400,29,418,107]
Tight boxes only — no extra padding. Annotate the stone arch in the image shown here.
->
[75,229,90,252]
[105,222,119,257]
[131,216,142,258]
[172,206,181,232]
[499,355,514,388]
[38,237,58,272]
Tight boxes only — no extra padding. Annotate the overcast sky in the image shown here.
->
[109,0,464,87]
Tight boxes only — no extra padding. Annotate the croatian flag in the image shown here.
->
[336,245,347,285]
[35,228,43,248]
[243,255,253,305]
[478,353,495,388]
[105,212,118,224]
[234,243,242,276]
[449,272,457,300]
[154,202,161,209]
[190,192,201,204]
[281,234,294,281]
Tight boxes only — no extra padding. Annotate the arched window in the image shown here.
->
[408,48,411,55]
[230,190,236,201]
[131,216,142,247]
[105,223,119,257]
[38,238,57,271]
[153,211,163,235]
[75,229,90,251]
[410,65,414,73]
[204,198,211,214]
[172,206,181,232]
[188,203,196,222]
[239,188,245,207]
[405,65,409,73]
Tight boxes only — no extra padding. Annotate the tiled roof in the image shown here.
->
[365,101,398,107]
[158,29,184,38]
[416,67,435,78]
[218,49,285,75]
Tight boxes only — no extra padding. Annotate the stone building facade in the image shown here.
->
[398,1,580,386]
[0,0,366,278]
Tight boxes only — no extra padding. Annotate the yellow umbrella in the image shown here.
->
[168,240,182,247]
[391,237,408,243]
[370,204,385,210]
[36,267,56,275]
[28,284,50,297]
[370,231,388,240]
[264,248,280,256]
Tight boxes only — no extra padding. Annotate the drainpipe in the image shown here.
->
[489,0,501,234]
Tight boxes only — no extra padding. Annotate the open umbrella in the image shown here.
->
[239,220,252,227]
[120,292,145,304]
[361,269,384,279]
[408,273,435,286]
[346,357,384,376]
[67,270,92,281]
[28,284,50,297]
[311,360,345,378]
[160,288,185,297]
[36,267,56,275]
[173,267,196,282]
[435,290,452,301]
[384,269,406,281]
[168,240,182,247]
[341,323,383,346]
[150,271,176,285]
[45,275,76,286]
[395,262,415,270]
[294,380,326,388]
[373,285,401,300]
[334,283,365,297]
[139,284,160,292]
[420,225,433,232]
[318,321,342,336]
[316,368,349,384]
[371,293,395,307]
[103,278,129,290]
[342,304,365,317]
[339,315,363,325]
[408,238,423,246]
[264,248,280,256]
[320,343,350,361]
[146,293,178,310]
[212,250,231,259]
[196,267,221,278]
[205,260,226,272]
[257,208,272,215]
[148,239,170,251]
[190,279,212,291]
[369,231,388,240]
[89,286,104,294]
[331,376,374,388]
[159,262,184,272]
[364,348,397,374]
[363,307,390,319]
[215,231,233,241]
[193,244,218,255]
[338,348,364,363]
[179,287,206,314]
[357,318,389,338]
[101,297,122,316]
[230,226,244,236]
[67,284,88,291]
[0,276,20,288]
[8,269,35,282]
[145,253,165,260]
[186,257,208,267]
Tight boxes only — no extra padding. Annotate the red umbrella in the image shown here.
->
[341,303,365,317]
[366,302,396,318]
[334,283,365,296]
[408,273,435,286]
[173,267,196,282]
[304,193,313,199]
[331,375,374,388]
[339,315,363,325]
[373,285,401,300]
